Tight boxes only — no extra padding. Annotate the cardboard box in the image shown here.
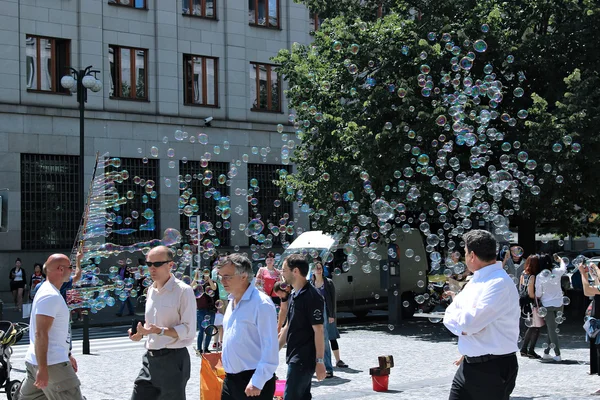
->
[378,355,394,369]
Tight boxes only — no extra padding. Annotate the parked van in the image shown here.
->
[277,229,428,318]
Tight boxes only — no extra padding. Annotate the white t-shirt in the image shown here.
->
[13,269,23,282]
[25,281,70,366]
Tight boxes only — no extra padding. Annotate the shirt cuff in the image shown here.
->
[250,373,266,390]
[172,324,189,340]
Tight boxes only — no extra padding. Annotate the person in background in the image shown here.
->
[128,245,196,400]
[535,253,567,362]
[211,253,229,351]
[443,230,520,400]
[192,266,218,354]
[503,245,525,282]
[310,260,348,375]
[273,282,292,333]
[256,252,282,306]
[116,260,135,317]
[29,263,45,301]
[279,254,327,399]
[578,262,600,395]
[219,254,278,400]
[9,258,26,312]
[519,255,542,358]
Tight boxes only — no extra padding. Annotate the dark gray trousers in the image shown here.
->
[131,348,190,400]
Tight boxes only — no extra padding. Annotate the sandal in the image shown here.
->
[336,360,349,368]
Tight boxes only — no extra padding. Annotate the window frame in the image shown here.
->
[109,45,149,101]
[21,154,80,250]
[25,35,71,95]
[248,0,280,29]
[108,0,147,9]
[250,62,282,113]
[182,0,217,19]
[183,54,219,108]
[309,11,323,32]
[105,157,161,246]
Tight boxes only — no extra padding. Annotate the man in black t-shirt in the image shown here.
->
[278,254,326,400]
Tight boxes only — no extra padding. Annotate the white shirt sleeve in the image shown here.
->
[554,260,567,277]
[250,300,279,389]
[173,286,197,341]
[35,294,61,318]
[535,274,543,298]
[443,297,464,336]
[444,280,511,336]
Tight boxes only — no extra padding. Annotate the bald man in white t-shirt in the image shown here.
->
[20,253,83,400]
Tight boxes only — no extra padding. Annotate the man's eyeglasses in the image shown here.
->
[146,260,171,268]
[217,274,236,282]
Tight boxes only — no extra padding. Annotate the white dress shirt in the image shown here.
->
[145,274,197,350]
[222,281,279,390]
[535,260,567,308]
[443,262,520,357]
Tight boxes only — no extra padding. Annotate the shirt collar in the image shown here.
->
[293,282,310,298]
[154,274,176,292]
[473,262,502,280]
[227,279,258,303]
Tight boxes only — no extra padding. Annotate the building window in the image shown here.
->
[184,55,218,107]
[25,35,70,94]
[250,63,280,112]
[106,158,160,246]
[109,46,148,100]
[248,0,279,28]
[21,154,80,250]
[179,161,231,247]
[108,0,146,9]
[309,11,324,32]
[247,164,293,246]
[182,0,215,18]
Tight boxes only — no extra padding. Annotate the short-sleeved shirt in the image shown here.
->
[285,282,324,367]
[25,281,70,366]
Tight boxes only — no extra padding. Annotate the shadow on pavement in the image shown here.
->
[312,377,351,387]
[340,319,456,343]
[334,367,362,374]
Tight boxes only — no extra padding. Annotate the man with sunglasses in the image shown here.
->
[19,253,84,400]
[128,245,197,400]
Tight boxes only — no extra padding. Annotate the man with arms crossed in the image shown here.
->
[279,254,326,400]
[218,254,278,399]
[443,230,520,400]
[20,254,83,399]
[128,245,197,400]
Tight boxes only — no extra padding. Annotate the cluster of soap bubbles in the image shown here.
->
[277,21,583,327]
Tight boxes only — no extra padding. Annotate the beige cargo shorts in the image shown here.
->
[19,361,83,400]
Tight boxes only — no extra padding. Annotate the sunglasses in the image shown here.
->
[146,260,171,268]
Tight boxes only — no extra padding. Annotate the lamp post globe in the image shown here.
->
[81,75,96,89]
[91,79,103,93]
[60,75,76,90]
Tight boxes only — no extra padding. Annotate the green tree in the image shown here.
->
[273,0,600,254]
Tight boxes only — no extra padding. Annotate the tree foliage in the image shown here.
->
[274,0,600,244]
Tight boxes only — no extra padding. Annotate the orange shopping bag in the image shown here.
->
[200,352,226,400]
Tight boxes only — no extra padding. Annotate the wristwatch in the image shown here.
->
[159,328,165,336]
[316,358,324,364]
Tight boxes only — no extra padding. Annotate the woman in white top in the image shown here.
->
[9,258,26,312]
[534,253,567,361]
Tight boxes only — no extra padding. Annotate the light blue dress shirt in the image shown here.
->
[222,281,279,389]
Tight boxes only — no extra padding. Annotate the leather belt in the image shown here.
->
[464,352,516,364]
[147,348,184,357]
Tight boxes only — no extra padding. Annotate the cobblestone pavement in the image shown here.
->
[10,319,600,399]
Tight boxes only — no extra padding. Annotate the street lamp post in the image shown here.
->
[61,66,102,355]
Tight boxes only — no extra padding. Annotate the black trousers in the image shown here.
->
[222,369,276,400]
[131,348,191,400]
[449,354,518,400]
[591,340,600,375]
